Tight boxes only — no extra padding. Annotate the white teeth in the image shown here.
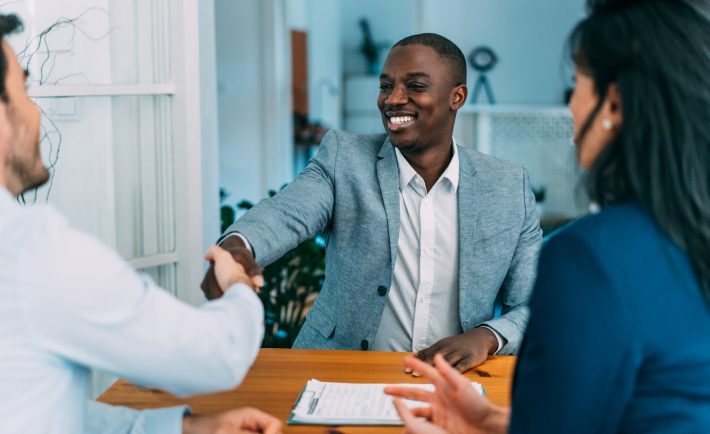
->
[390,116,415,125]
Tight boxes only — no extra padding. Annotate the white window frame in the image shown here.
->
[27,0,214,306]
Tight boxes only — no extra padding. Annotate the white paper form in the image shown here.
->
[289,379,484,426]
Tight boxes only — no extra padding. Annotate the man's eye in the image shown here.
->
[407,83,427,90]
[379,83,392,91]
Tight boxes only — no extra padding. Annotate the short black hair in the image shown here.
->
[393,33,467,86]
[0,14,23,101]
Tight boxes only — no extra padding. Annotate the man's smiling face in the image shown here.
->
[377,44,463,153]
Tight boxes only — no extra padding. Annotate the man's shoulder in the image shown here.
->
[551,203,658,251]
[457,144,523,175]
[1,202,68,245]
[323,130,387,153]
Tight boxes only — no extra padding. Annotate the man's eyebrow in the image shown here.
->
[406,72,430,79]
[379,72,431,80]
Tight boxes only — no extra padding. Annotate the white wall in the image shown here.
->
[422,0,585,104]
[341,0,415,75]
[198,0,221,251]
[305,0,343,130]
[216,0,265,205]
[341,0,585,104]
[215,0,294,207]
[288,0,344,130]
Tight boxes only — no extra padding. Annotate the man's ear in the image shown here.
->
[451,85,467,110]
[604,83,623,127]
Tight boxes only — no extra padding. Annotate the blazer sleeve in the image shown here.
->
[226,130,339,266]
[481,168,542,354]
[509,233,640,434]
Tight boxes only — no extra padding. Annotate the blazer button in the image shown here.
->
[360,340,369,351]
[377,286,388,296]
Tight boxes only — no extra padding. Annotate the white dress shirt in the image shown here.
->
[0,188,264,434]
[372,140,503,352]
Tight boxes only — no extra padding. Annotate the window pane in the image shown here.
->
[30,95,175,261]
[142,263,177,296]
[5,0,170,85]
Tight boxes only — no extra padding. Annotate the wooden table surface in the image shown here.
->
[99,348,516,433]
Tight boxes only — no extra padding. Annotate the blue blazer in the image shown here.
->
[511,203,710,433]
[228,130,542,353]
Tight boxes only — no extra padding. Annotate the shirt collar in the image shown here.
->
[394,137,460,192]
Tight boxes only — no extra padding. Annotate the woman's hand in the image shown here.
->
[385,354,510,434]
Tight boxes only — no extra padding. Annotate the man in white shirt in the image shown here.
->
[0,14,280,434]
[203,33,542,374]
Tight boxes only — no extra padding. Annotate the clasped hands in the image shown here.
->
[201,236,264,298]
[185,241,278,434]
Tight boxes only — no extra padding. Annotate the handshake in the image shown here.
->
[185,235,283,434]
[201,236,264,299]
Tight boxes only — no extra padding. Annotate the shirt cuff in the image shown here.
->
[139,405,190,434]
[478,325,504,355]
[218,232,254,256]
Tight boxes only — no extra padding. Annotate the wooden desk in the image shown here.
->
[99,349,516,433]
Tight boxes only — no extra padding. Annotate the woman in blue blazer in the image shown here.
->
[386,0,710,432]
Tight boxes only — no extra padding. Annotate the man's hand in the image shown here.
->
[201,236,264,300]
[203,245,262,297]
[385,354,509,434]
[410,327,499,375]
[182,407,282,434]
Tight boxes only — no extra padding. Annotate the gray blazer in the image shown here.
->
[228,130,542,354]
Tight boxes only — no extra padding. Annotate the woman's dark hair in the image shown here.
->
[569,0,710,299]
[0,14,22,101]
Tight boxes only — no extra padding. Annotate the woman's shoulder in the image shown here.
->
[548,202,658,251]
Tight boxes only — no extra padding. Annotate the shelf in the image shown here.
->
[459,104,570,115]
[29,84,176,98]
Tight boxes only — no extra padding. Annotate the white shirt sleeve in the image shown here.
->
[85,401,187,434]
[19,210,264,397]
[219,232,254,256]
[478,325,505,355]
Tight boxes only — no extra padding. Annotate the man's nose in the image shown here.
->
[385,85,408,106]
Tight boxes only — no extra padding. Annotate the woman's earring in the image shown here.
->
[602,118,613,130]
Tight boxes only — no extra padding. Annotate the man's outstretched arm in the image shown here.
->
[201,130,341,300]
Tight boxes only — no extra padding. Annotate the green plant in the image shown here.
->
[221,187,326,348]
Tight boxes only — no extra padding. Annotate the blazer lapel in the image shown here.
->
[457,147,480,325]
[376,138,401,268]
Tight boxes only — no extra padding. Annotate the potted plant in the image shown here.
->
[221,187,326,348]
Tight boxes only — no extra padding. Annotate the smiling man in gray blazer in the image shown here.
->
[203,33,542,373]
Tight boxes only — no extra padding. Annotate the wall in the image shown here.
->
[421,0,585,104]
[341,0,585,104]
[198,0,221,251]
[215,0,294,207]
[341,0,415,75]
[287,0,343,131]
[305,0,343,131]
[216,0,265,205]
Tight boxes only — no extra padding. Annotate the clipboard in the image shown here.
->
[288,379,484,426]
